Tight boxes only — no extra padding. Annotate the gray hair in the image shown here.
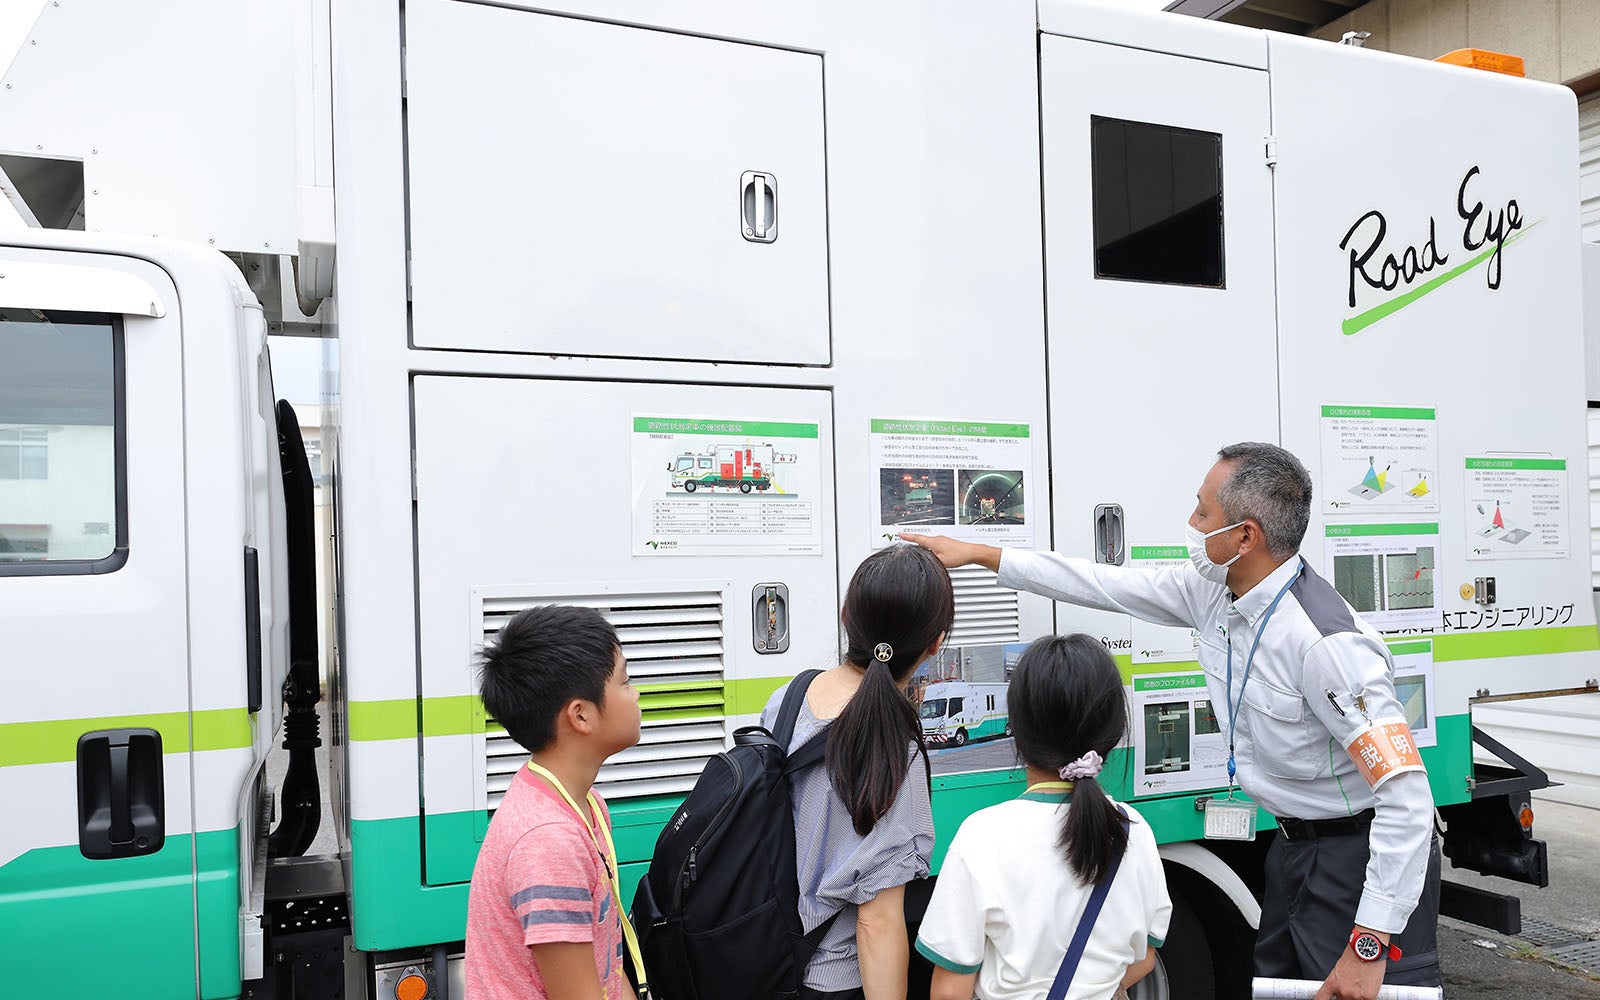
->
[1215,442,1313,560]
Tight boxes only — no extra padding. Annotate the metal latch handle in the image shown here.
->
[1093,503,1126,566]
[741,171,778,243]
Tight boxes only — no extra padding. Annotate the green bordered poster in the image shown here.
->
[1130,672,1228,796]
[1319,404,1439,516]
[1323,523,1440,630]
[632,416,822,556]
[1464,457,1568,560]
[869,418,1032,548]
[1129,545,1202,664]
[1386,638,1436,749]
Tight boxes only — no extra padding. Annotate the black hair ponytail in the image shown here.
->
[1009,634,1129,885]
[828,544,955,835]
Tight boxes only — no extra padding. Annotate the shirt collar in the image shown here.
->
[1230,556,1303,626]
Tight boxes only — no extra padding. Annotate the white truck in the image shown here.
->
[1,2,1595,998]
[921,681,1010,748]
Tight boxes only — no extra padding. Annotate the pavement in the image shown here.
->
[1436,796,1600,996]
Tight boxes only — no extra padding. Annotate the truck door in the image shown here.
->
[1038,35,1278,650]
[0,248,196,994]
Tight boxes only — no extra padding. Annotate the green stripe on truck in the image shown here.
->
[0,708,251,767]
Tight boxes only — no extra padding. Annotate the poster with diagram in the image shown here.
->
[1464,457,1569,560]
[1324,523,1440,630]
[631,416,822,556]
[1319,405,1439,516]
[869,418,1033,548]
[1130,672,1228,796]
[1129,546,1202,664]
[1385,638,1436,749]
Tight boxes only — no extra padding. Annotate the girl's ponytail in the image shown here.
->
[827,545,954,836]
[1059,769,1127,887]
[1009,634,1131,885]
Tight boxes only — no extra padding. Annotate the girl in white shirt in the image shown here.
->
[915,634,1172,1000]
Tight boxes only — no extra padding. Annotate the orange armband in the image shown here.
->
[1342,718,1426,789]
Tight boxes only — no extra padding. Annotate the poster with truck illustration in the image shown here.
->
[632,416,823,556]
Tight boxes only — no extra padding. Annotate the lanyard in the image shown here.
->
[525,761,649,1000]
[1024,781,1075,796]
[1224,561,1303,793]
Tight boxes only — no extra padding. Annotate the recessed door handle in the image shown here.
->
[741,171,778,243]
[77,728,164,859]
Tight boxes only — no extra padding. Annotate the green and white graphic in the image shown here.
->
[1465,457,1568,560]
[1130,546,1202,664]
[869,418,1032,548]
[632,416,821,556]
[1324,523,1439,630]
[1320,405,1439,515]
[1131,673,1227,796]
[1387,638,1437,749]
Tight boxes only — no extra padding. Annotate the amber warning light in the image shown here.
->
[1435,48,1525,77]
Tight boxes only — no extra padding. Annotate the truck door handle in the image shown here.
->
[1093,503,1126,566]
[741,171,778,243]
[77,728,165,859]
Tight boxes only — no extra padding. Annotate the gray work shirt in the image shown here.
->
[761,682,935,992]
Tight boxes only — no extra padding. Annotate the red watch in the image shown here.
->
[1349,929,1402,962]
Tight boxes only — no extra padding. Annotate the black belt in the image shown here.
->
[1276,808,1376,842]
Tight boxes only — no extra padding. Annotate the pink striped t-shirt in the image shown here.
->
[465,766,627,1000]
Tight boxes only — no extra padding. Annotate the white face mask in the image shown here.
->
[1185,521,1245,585]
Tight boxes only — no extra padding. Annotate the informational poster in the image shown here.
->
[1464,457,1569,560]
[1129,672,1228,796]
[1319,405,1440,516]
[1129,546,1201,664]
[869,418,1033,548]
[631,416,822,556]
[1386,638,1436,749]
[911,642,1027,777]
[1323,523,1440,630]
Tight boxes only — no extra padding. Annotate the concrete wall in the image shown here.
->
[1312,0,1600,88]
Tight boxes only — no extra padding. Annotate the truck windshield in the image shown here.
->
[674,457,695,471]
[920,698,947,719]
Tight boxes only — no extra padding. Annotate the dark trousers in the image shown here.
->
[1255,823,1444,987]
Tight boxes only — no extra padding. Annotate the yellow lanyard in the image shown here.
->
[1025,781,1075,796]
[525,761,648,999]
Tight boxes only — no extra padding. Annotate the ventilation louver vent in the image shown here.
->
[481,589,727,809]
[947,566,1022,645]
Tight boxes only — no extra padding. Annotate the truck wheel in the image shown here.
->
[1129,893,1213,1000]
[739,482,753,494]
[683,481,697,493]
[953,728,968,747]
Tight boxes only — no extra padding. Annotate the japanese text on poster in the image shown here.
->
[870,419,1033,548]
[1130,546,1201,664]
[1464,457,1568,560]
[1130,673,1229,796]
[1324,523,1440,630]
[631,416,822,556]
[1319,405,1439,516]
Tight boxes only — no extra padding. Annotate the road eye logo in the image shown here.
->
[1339,166,1532,337]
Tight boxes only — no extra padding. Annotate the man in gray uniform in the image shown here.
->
[905,442,1440,1000]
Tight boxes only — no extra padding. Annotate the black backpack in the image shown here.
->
[631,669,837,1000]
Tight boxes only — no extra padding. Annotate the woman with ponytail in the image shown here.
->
[759,544,952,1000]
[916,634,1171,1000]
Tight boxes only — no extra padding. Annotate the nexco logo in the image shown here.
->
[1338,166,1530,337]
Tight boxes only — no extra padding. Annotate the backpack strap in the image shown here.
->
[772,669,823,749]
[1045,805,1131,1000]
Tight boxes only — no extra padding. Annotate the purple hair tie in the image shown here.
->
[1059,751,1104,781]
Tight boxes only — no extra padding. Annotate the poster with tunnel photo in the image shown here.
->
[869,418,1033,549]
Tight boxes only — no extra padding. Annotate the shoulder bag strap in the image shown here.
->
[1045,805,1131,1000]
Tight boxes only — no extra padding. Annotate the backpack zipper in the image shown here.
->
[672,750,745,908]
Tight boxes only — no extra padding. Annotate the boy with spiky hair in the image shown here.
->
[465,605,642,1000]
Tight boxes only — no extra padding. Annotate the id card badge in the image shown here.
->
[1203,795,1258,841]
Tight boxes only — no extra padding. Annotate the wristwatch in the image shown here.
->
[1349,929,1403,962]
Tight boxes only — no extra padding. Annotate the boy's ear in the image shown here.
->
[560,697,595,737]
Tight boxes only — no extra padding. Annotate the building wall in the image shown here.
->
[1312,0,1600,88]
